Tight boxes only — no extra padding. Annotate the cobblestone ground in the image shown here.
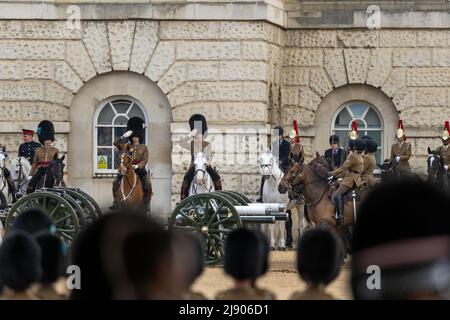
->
[193,250,352,300]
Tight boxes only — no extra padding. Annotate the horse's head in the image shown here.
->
[279,161,304,194]
[118,151,132,176]
[259,151,274,177]
[48,155,65,186]
[427,148,443,180]
[193,152,207,185]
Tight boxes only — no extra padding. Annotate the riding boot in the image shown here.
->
[180,179,190,200]
[285,210,293,248]
[334,197,344,225]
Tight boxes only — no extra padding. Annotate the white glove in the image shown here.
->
[444,165,449,171]
[327,176,334,181]
[132,165,139,170]
[122,130,133,138]
[189,129,198,138]
[27,176,32,181]
[395,156,400,162]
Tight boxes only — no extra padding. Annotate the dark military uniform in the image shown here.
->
[324,147,346,169]
[436,145,450,173]
[18,141,41,163]
[390,141,412,175]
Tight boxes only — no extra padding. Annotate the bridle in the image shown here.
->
[260,157,282,181]
[118,152,138,202]
[192,156,212,194]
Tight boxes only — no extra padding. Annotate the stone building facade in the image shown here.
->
[1,0,450,219]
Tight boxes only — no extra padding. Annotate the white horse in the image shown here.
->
[260,150,307,249]
[0,151,11,209]
[9,157,31,198]
[188,152,214,196]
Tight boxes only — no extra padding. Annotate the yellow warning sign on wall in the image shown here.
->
[97,156,108,169]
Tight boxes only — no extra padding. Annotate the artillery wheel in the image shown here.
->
[168,193,242,265]
[5,191,80,243]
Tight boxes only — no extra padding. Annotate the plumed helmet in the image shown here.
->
[397,119,406,140]
[126,117,145,143]
[349,121,358,140]
[36,120,55,144]
[189,114,208,136]
[442,121,450,141]
[329,135,340,145]
[365,139,378,153]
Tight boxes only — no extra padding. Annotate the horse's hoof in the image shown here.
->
[270,246,276,251]
[278,247,287,251]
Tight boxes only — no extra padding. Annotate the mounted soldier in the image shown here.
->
[390,119,412,176]
[112,117,152,207]
[27,121,59,193]
[328,121,364,225]
[436,121,450,177]
[324,135,346,170]
[361,137,377,188]
[257,125,291,202]
[289,120,305,165]
[18,129,41,163]
[180,114,222,200]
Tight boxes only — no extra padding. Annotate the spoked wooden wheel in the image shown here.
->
[168,192,242,265]
[5,191,80,243]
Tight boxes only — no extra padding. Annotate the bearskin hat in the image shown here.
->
[329,135,340,145]
[297,227,344,286]
[361,135,372,141]
[189,114,208,136]
[126,117,145,143]
[365,139,378,153]
[355,139,366,151]
[37,120,55,144]
[0,230,42,291]
[351,178,450,299]
[35,232,67,285]
[224,228,263,281]
[12,208,54,236]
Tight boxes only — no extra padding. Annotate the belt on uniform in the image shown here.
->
[132,160,141,165]
[37,161,50,166]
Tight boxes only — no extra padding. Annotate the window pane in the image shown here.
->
[365,107,381,128]
[114,127,127,139]
[112,100,132,114]
[114,116,128,126]
[128,105,146,119]
[97,148,112,170]
[349,102,367,118]
[335,108,352,128]
[97,127,112,147]
[98,104,115,125]
[355,119,366,129]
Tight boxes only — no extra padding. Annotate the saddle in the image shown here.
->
[328,181,361,202]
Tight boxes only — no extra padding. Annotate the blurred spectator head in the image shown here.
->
[171,232,204,293]
[35,232,67,285]
[123,226,174,299]
[0,230,42,292]
[254,229,270,277]
[12,208,54,236]
[352,178,450,299]
[70,210,157,300]
[297,226,345,286]
[224,228,263,282]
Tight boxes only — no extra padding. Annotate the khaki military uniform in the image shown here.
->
[390,141,412,175]
[436,145,450,173]
[215,287,275,300]
[361,153,376,187]
[30,146,59,176]
[331,152,364,189]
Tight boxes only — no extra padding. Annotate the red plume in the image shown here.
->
[293,120,300,144]
[398,119,404,130]
[445,121,450,132]
[351,121,358,133]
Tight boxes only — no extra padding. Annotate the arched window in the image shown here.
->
[332,101,383,164]
[93,97,147,175]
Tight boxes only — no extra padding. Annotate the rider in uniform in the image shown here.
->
[328,121,364,225]
[390,119,412,176]
[324,135,347,169]
[361,137,377,188]
[180,114,221,200]
[257,125,291,202]
[436,121,450,177]
[18,129,41,163]
[112,117,152,205]
[27,121,59,194]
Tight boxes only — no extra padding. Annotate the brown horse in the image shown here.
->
[113,150,145,210]
[278,153,368,250]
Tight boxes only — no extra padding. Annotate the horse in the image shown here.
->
[0,151,10,209]
[9,157,31,198]
[113,150,145,209]
[259,151,288,250]
[188,152,214,197]
[427,147,448,188]
[33,155,66,190]
[278,153,366,252]
[377,158,400,183]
